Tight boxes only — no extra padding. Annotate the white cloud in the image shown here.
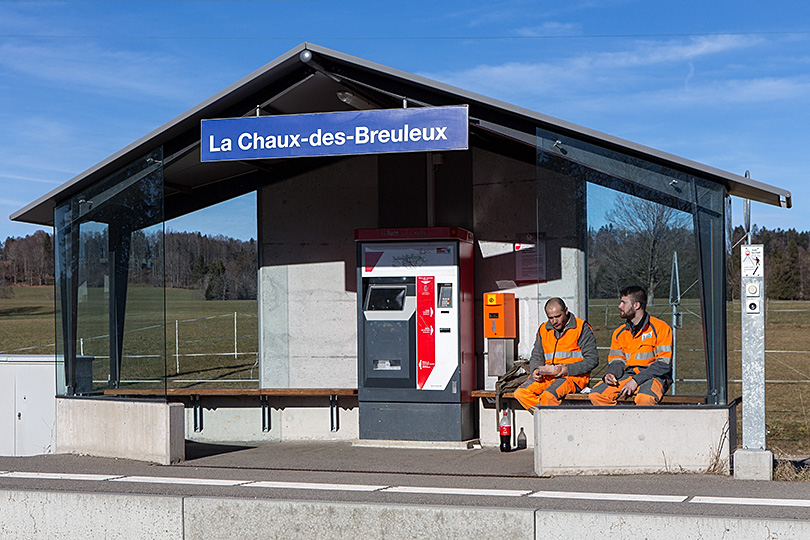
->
[418,35,797,114]
[0,41,196,102]
[643,76,810,106]
[0,196,32,208]
[515,22,582,37]
[0,173,62,186]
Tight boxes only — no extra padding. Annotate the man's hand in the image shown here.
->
[551,365,568,378]
[619,378,638,397]
[604,373,618,386]
[535,365,567,379]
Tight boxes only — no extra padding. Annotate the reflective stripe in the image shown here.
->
[544,351,581,360]
[656,345,673,353]
[608,358,626,365]
[656,356,672,365]
[608,349,626,359]
[634,352,655,360]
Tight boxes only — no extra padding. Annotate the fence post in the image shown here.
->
[234,311,238,360]
[175,320,180,374]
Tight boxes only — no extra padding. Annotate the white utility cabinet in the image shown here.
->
[0,355,56,456]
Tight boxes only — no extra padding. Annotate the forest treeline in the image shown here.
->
[0,230,257,301]
[588,214,807,303]
[0,220,805,301]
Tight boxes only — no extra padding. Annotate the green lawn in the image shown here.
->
[0,285,258,390]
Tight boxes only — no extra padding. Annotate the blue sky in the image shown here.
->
[1,0,808,241]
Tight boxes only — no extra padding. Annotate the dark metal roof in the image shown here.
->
[11,42,791,227]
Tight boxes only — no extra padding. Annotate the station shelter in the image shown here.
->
[11,44,791,458]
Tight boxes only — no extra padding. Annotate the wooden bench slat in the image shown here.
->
[104,388,357,397]
[260,388,357,396]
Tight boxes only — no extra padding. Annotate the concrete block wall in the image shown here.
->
[534,405,735,475]
[258,156,377,391]
[55,398,184,464]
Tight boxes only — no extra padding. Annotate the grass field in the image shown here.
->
[0,286,258,390]
[2,286,809,456]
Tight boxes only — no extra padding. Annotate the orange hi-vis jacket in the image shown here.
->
[530,314,599,379]
[540,317,587,366]
[606,312,673,385]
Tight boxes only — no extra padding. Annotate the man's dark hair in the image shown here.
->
[620,285,647,310]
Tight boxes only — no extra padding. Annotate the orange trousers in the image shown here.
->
[588,374,665,406]
[513,375,588,409]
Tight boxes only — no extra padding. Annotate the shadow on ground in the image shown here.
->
[185,440,255,460]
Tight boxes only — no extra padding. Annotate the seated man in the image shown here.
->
[514,297,598,409]
[589,285,672,406]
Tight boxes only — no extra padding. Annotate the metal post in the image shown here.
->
[330,394,340,432]
[669,252,681,395]
[736,240,772,479]
[261,396,271,432]
[234,312,238,360]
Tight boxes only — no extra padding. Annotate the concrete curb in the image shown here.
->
[2,488,810,539]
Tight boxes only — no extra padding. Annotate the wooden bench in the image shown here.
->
[104,388,358,433]
[471,389,706,405]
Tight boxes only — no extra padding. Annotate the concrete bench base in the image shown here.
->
[56,398,184,464]
[533,402,737,476]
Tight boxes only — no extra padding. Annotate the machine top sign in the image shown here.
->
[201,105,469,162]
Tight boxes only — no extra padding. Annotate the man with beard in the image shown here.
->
[513,297,599,409]
[589,285,673,406]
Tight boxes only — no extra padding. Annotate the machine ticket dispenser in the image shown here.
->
[356,227,475,441]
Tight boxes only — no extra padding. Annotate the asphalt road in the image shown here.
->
[1,441,809,522]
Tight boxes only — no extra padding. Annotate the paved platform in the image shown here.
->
[1,441,809,539]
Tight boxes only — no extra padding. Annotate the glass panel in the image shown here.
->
[163,192,258,390]
[75,221,110,393]
[694,178,727,404]
[54,148,164,396]
[586,184,702,396]
[537,127,727,403]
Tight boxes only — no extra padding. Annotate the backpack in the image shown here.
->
[494,358,530,420]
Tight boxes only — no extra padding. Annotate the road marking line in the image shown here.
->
[110,476,248,486]
[691,496,810,507]
[529,490,687,503]
[246,481,386,492]
[1,472,122,481]
[382,486,532,497]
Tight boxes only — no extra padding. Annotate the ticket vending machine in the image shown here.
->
[356,227,475,441]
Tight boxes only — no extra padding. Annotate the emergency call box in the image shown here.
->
[484,292,516,339]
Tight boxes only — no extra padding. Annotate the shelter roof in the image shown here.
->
[11,42,791,227]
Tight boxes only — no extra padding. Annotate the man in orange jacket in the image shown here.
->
[514,297,599,409]
[589,285,673,406]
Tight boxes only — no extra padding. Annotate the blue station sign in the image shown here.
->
[201,105,468,162]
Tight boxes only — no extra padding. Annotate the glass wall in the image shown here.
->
[163,192,258,389]
[54,148,165,396]
[536,128,727,404]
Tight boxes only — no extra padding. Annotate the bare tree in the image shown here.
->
[594,194,692,305]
